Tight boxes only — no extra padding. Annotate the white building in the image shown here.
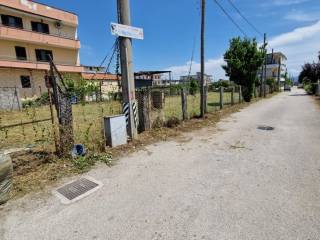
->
[180,72,213,84]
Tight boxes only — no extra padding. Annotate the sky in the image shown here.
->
[40,0,320,79]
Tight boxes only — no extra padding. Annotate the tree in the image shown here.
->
[223,37,265,102]
[298,51,320,95]
[64,75,99,104]
[298,63,319,84]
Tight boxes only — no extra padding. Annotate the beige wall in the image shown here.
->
[0,0,78,26]
[0,7,77,39]
[0,68,46,98]
[0,40,79,65]
[0,68,81,98]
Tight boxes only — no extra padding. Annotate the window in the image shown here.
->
[1,15,23,29]
[35,49,53,62]
[20,76,31,88]
[15,46,27,60]
[31,21,49,34]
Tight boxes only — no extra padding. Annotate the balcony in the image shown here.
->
[0,58,84,73]
[0,25,80,49]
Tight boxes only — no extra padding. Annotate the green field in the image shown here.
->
[0,91,239,151]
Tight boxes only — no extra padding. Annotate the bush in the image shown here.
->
[189,79,199,95]
[304,83,317,95]
[266,78,277,92]
[212,80,232,89]
[22,92,50,108]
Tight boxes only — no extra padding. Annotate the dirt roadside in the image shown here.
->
[6,96,268,201]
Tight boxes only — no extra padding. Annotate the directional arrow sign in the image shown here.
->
[111,23,144,40]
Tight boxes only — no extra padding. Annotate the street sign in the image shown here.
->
[111,23,144,40]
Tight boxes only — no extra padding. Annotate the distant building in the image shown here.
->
[0,0,82,99]
[263,52,287,86]
[180,72,213,85]
[82,65,106,74]
[81,66,120,95]
[134,71,178,88]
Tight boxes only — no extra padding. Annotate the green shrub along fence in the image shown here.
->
[0,84,272,152]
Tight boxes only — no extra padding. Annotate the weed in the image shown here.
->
[72,153,113,171]
[72,156,94,171]
[88,153,113,167]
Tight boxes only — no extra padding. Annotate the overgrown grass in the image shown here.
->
[0,91,239,151]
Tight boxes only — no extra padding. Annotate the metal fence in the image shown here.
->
[0,84,272,153]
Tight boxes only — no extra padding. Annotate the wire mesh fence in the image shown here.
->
[0,83,272,153]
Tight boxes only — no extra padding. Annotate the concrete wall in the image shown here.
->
[0,87,21,110]
[0,68,81,99]
[101,80,120,94]
[0,40,79,66]
[0,0,78,26]
[0,7,77,39]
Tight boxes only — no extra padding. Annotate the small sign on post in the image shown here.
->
[111,22,144,40]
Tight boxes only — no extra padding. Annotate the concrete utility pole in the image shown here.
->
[263,33,267,98]
[260,33,267,98]
[200,0,206,118]
[277,57,282,92]
[117,0,138,139]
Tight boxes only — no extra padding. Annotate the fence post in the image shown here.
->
[231,87,234,106]
[58,92,74,157]
[204,85,208,113]
[220,86,224,110]
[239,85,242,103]
[181,88,188,120]
[49,60,74,157]
[137,89,151,133]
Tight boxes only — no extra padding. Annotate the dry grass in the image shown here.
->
[1,90,253,201]
[0,91,238,151]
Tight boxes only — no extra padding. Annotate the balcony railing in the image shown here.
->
[0,25,80,49]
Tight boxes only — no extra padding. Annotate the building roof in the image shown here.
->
[268,52,287,60]
[134,71,171,76]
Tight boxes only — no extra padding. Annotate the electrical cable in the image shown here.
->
[226,0,263,37]
[90,39,118,81]
[212,0,247,37]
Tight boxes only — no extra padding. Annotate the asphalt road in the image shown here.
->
[1,88,320,240]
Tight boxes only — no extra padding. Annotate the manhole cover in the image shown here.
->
[257,125,274,131]
[54,177,102,204]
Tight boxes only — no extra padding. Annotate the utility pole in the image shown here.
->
[117,0,138,139]
[260,33,267,98]
[263,33,267,98]
[277,57,282,92]
[200,0,206,118]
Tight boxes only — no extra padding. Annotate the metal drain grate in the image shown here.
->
[257,125,274,131]
[54,177,102,204]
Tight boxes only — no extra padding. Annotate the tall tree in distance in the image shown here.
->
[223,37,265,102]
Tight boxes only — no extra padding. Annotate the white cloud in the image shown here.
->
[268,21,320,75]
[167,58,226,80]
[268,21,320,47]
[272,0,310,6]
[166,21,320,79]
[284,10,320,22]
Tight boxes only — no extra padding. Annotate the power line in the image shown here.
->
[212,0,247,37]
[226,0,263,37]
[187,0,201,81]
[90,39,118,80]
